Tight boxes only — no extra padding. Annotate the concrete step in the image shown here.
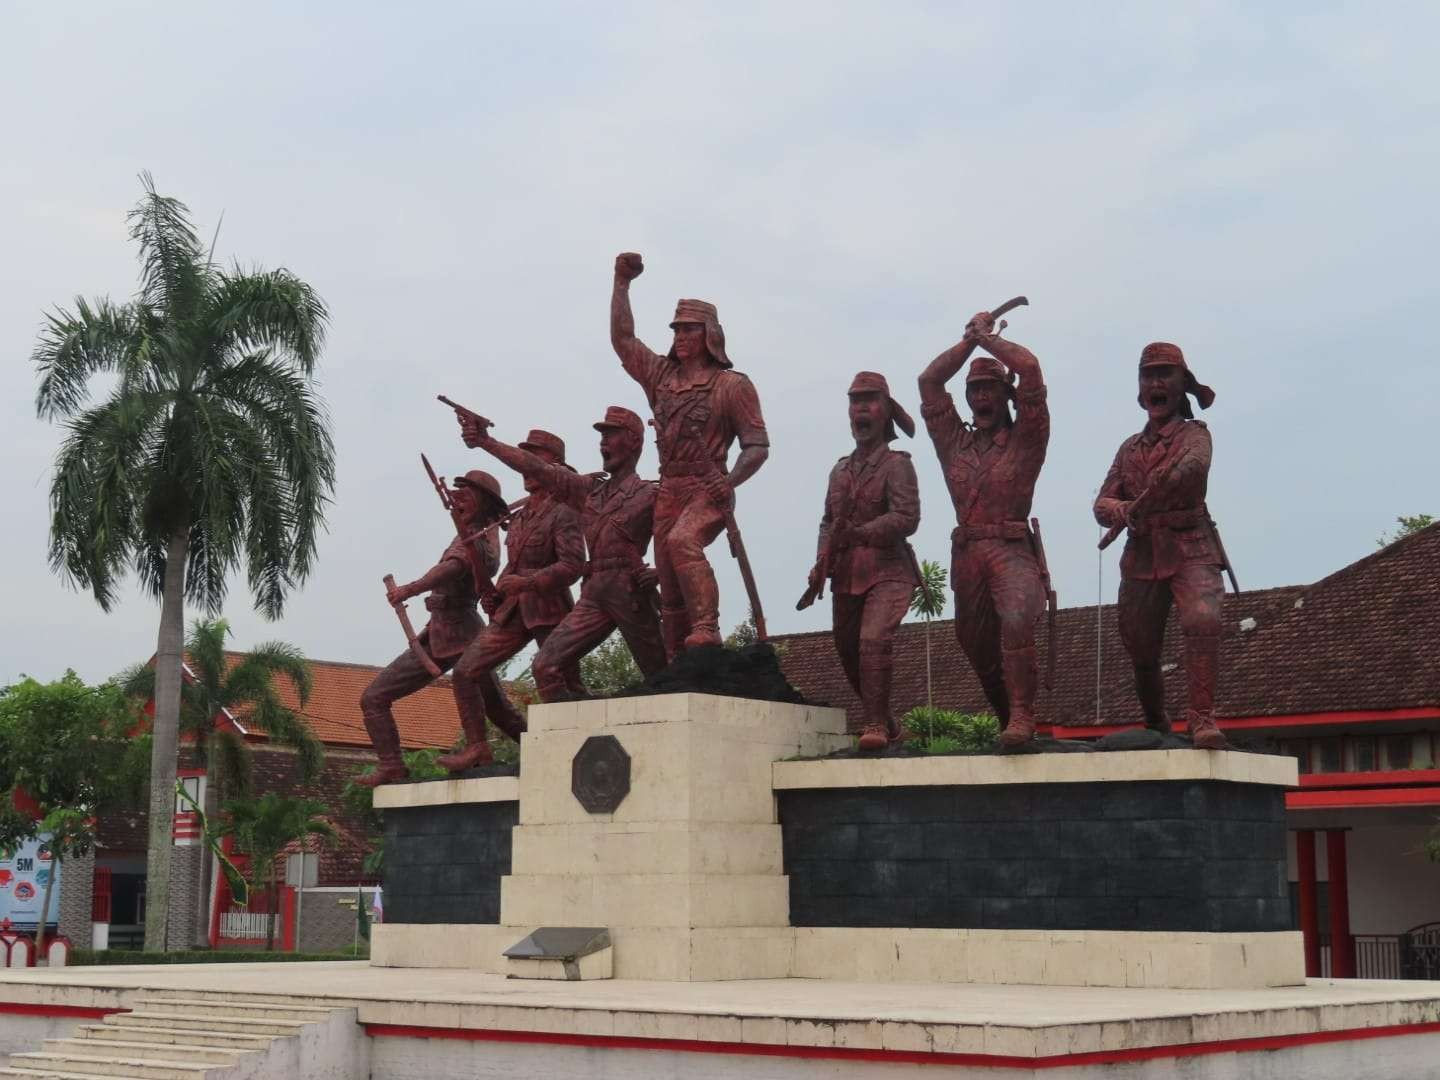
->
[0,1071,187,1080]
[42,1041,242,1067]
[71,1028,273,1053]
[127,998,332,1022]
[1,1051,223,1078]
[141,989,360,1009]
[103,1012,308,1038]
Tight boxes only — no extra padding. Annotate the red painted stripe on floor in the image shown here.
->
[0,1002,122,1019]
[363,1018,1440,1068]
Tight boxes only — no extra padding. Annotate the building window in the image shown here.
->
[1349,737,1376,773]
[1282,740,1310,775]
[1383,735,1414,771]
[1314,739,1343,774]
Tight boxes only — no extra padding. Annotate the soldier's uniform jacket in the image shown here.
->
[1095,416,1220,581]
[817,444,921,596]
[919,370,1049,532]
[494,494,584,628]
[620,348,768,477]
[425,527,500,659]
[530,464,659,593]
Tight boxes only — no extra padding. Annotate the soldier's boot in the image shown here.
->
[477,670,527,742]
[438,682,495,772]
[857,641,895,751]
[355,706,408,787]
[660,602,690,662]
[1134,661,1171,734]
[1184,633,1227,750]
[677,559,722,650]
[997,646,1039,748]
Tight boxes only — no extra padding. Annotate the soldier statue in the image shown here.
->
[445,429,586,772]
[800,372,921,751]
[459,405,667,701]
[918,309,1052,749]
[357,470,521,787]
[1093,342,1231,750]
[610,252,769,656]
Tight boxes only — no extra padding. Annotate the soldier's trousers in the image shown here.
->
[950,538,1046,724]
[453,615,585,706]
[654,477,727,655]
[359,629,509,761]
[832,580,913,737]
[1117,562,1223,726]
[532,572,668,701]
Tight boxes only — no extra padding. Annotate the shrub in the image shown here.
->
[903,707,1000,753]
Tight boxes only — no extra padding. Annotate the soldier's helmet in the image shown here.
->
[965,356,1017,399]
[1138,342,1214,419]
[667,299,732,369]
[593,405,645,440]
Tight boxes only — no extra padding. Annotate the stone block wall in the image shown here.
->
[383,802,517,924]
[165,845,209,949]
[779,780,1290,933]
[57,850,95,946]
[296,889,378,953]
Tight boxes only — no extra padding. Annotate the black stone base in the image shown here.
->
[382,800,517,924]
[631,643,806,704]
[779,779,1289,933]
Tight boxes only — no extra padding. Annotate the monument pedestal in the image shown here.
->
[374,693,1304,989]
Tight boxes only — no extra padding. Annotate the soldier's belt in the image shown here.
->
[424,595,472,611]
[953,521,1030,543]
[1146,508,1206,529]
[659,460,722,478]
[583,556,642,576]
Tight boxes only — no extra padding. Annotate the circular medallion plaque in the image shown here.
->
[571,734,631,813]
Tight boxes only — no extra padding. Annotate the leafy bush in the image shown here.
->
[902,707,1000,753]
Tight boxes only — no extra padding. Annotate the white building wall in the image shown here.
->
[1288,824,1440,935]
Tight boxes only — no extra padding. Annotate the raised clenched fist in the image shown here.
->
[615,252,644,281]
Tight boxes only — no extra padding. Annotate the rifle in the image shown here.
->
[1097,447,1194,551]
[421,453,500,605]
[1029,517,1058,690]
[796,479,856,611]
[383,573,442,678]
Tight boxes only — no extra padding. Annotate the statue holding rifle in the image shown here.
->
[917,300,1055,750]
[610,252,770,656]
[458,404,668,701]
[356,468,520,787]
[1093,342,1235,750]
[800,372,921,750]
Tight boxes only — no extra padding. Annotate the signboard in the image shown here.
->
[0,836,61,928]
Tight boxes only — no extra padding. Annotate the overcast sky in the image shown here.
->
[3,2,1437,686]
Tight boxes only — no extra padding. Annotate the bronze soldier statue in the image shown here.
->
[802,373,921,751]
[357,470,518,787]
[918,308,1051,749]
[1094,342,1230,750]
[460,406,667,700]
[610,252,769,655]
[445,430,586,772]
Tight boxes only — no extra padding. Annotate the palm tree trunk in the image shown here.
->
[35,852,59,962]
[267,862,278,952]
[925,616,934,710]
[143,528,188,952]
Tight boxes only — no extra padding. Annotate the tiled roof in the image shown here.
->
[224,653,470,752]
[775,523,1440,729]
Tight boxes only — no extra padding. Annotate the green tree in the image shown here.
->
[580,632,643,695]
[908,559,948,726]
[0,673,148,958]
[725,615,759,649]
[343,749,450,877]
[1378,514,1436,547]
[119,618,323,800]
[33,175,335,951]
[220,793,336,951]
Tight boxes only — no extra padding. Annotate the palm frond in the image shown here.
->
[245,694,324,782]
[114,663,156,703]
[33,298,144,420]
[128,172,206,320]
[205,268,330,373]
[208,728,253,800]
[237,641,312,704]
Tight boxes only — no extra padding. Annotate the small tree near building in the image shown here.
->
[1377,514,1435,547]
[908,559,948,729]
[220,793,336,951]
[0,673,148,958]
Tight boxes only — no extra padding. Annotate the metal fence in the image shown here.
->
[1319,931,1440,980]
[218,911,275,939]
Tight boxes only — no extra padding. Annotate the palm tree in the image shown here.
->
[909,559,948,715]
[33,174,335,951]
[119,618,324,800]
[222,793,336,951]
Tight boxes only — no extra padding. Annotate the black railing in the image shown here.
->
[1317,930,1440,980]
[1401,923,1440,981]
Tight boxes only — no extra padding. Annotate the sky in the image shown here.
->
[3,1,1437,686]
